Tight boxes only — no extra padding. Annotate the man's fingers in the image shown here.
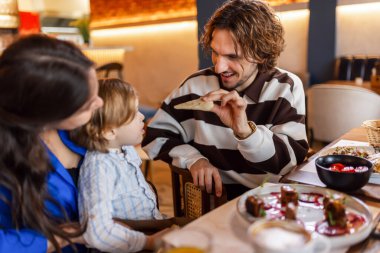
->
[191,169,199,186]
[197,169,205,190]
[212,170,223,197]
[189,159,222,196]
[205,170,213,194]
[202,89,229,101]
[221,90,244,107]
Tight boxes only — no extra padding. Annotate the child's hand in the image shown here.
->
[72,235,86,245]
[46,223,88,252]
[144,227,174,250]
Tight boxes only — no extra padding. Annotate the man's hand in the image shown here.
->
[189,158,222,197]
[202,89,252,139]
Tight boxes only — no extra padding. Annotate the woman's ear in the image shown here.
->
[102,128,117,141]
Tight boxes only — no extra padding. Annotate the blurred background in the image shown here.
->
[1,0,379,108]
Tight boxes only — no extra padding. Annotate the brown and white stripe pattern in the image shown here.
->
[142,68,309,188]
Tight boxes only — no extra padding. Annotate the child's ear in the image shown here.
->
[102,129,117,141]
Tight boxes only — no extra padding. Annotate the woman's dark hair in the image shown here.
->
[201,0,285,72]
[0,35,93,252]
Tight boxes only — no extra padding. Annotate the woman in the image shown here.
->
[0,35,103,253]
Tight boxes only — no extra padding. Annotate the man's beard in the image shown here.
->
[220,77,244,91]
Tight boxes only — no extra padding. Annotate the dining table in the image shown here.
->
[161,127,380,253]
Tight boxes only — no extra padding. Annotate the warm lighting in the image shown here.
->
[337,2,380,13]
[91,11,196,29]
[277,9,309,20]
[336,1,380,57]
[0,0,18,28]
[0,14,18,28]
[82,48,130,67]
[267,0,308,6]
[90,0,196,29]
[91,21,197,37]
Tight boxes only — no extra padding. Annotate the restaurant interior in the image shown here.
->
[1,0,380,252]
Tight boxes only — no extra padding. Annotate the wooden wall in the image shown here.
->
[90,0,196,28]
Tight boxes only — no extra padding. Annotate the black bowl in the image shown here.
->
[315,155,373,192]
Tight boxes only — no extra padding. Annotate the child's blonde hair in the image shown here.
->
[71,78,137,152]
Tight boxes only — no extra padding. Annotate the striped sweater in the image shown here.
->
[142,68,309,188]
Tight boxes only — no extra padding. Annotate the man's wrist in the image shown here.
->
[187,157,209,170]
[234,121,257,140]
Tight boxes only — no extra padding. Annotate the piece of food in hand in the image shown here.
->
[324,197,347,228]
[245,195,266,217]
[174,98,214,111]
[280,185,298,207]
[285,202,297,220]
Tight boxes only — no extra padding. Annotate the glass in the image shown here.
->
[160,228,212,253]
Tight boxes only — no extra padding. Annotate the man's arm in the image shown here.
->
[142,101,224,196]
[142,71,224,195]
[203,74,308,175]
[142,71,219,169]
[238,73,309,175]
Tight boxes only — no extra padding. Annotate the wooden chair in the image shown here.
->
[364,57,379,81]
[334,56,352,81]
[350,57,366,81]
[96,62,123,79]
[170,165,227,219]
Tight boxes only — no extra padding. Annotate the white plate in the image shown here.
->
[236,184,373,249]
[319,146,375,158]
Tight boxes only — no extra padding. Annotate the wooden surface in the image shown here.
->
[326,80,380,95]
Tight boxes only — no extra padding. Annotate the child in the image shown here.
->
[72,78,164,252]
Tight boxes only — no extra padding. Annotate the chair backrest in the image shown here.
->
[364,58,379,81]
[350,57,366,80]
[96,62,123,79]
[307,84,380,143]
[335,56,352,80]
[170,165,227,218]
[335,56,380,81]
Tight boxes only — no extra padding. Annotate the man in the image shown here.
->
[142,0,309,200]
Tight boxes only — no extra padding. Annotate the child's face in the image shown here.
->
[114,109,145,147]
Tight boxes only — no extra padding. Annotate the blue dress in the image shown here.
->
[0,131,87,253]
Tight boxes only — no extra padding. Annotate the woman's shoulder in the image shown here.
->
[58,130,86,156]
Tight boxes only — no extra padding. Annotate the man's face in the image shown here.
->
[211,28,258,91]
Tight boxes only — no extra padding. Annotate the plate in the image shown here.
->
[236,184,373,249]
[319,146,375,158]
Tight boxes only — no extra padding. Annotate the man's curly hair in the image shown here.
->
[200,0,285,72]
